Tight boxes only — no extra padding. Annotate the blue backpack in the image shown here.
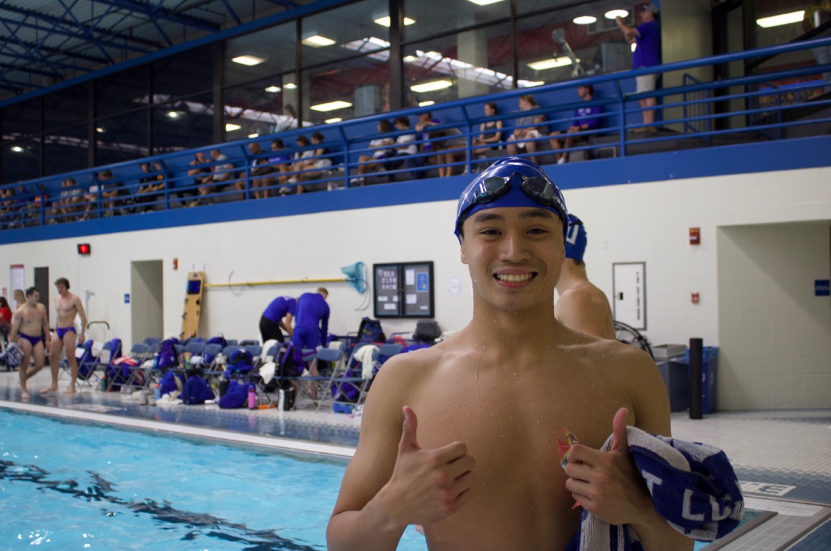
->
[182,376,214,404]
[158,371,184,397]
[358,318,385,344]
[225,349,253,378]
[331,369,362,403]
[218,381,251,409]
[76,341,97,378]
[157,339,177,369]
[206,335,227,348]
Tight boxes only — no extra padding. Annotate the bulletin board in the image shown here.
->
[373,261,435,318]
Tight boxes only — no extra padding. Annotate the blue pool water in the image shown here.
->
[0,410,427,550]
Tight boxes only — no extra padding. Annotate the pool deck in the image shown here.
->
[1,369,829,551]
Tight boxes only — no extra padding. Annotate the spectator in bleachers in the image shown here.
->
[472,102,504,156]
[414,111,445,177]
[241,142,274,200]
[99,170,126,216]
[136,163,163,210]
[549,84,603,164]
[382,116,418,176]
[617,4,661,132]
[439,128,469,177]
[506,94,544,163]
[55,178,82,223]
[0,187,12,227]
[206,149,234,203]
[351,119,396,185]
[267,139,292,186]
[186,152,212,206]
[289,133,331,194]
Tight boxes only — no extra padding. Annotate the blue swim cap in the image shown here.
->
[564,214,587,262]
[454,157,568,242]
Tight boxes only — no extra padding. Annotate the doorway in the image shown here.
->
[34,267,49,323]
[131,260,163,346]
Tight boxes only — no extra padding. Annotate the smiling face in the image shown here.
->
[460,206,564,313]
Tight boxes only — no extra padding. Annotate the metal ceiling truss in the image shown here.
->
[0,0,282,97]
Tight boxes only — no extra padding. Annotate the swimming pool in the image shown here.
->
[0,409,426,550]
[0,408,750,550]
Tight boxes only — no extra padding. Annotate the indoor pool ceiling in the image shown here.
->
[0,0,322,97]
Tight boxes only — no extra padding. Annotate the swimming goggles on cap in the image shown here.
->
[455,172,568,235]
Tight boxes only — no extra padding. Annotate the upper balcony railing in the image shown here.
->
[1,37,830,230]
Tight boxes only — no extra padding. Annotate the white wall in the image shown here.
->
[717,223,830,410]
[2,165,830,410]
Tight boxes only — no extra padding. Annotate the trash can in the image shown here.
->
[674,346,719,414]
[657,359,689,412]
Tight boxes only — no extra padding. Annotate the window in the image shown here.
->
[403,0,510,43]
[404,22,515,105]
[44,125,88,177]
[44,85,88,131]
[224,76,297,140]
[95,110,148,167]
[3,100,41,142]
[225,23,296,87]
[301,53,389,126]
[95,66,149,118]
[301,0,389,67]
[153,46,213,100]
[153,94,214,154]
[3,139,40,184]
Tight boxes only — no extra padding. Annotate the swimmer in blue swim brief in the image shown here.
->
[9,287,50,400]
[47,277,87,394]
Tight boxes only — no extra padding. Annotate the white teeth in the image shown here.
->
[496,273,533,283]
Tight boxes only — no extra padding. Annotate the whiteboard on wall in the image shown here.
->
[612,262,646,330]
[10,264,24,301]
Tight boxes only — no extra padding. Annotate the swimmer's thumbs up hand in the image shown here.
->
[610,407,629,453]
[398,406,421,453]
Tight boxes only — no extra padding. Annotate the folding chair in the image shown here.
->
[143,337,161,346]
[225,339,238,347]
[115,343,149,390]
[61,340,104,388]
[316,347,369,413]
[247,343,280,404]
[244,344,262,359]
[239,339,260,346]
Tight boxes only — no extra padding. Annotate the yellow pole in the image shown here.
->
[204,277,347,289]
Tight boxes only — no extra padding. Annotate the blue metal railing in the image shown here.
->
[1,36,830,230]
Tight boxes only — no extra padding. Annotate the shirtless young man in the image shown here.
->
[555,214,616,340]
[47,277,86,394]
[327,158,692,551]
[9,287,50,399]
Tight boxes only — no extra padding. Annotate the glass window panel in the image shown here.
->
[301,52,389,126]
[3,139,40,186]
[153,94,214,154]
[96,110,148,167]
[44,125,88,177]
[153,45,213,100]
[225,23,296,87]
[403,0,509,43]
[516,8,632,87]
[3,99,41,141]
[45,84,88,130]
[516,0,594,16]
[301,0,389,67]
[755,1,819,77]
[404,23,513,105]
[95,65,149,118]
[224,75,297,141]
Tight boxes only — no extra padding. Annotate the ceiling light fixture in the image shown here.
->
[374,16,416,27]
[11,146,23,152]
[527,57,576,70]
[520,81,545,88]
[410,80,453,93]
[310,100,352,112]
[284,83,297,90]
[96,127,105,133]
[225,123,241,131]
[302,35,336,47]
[265,86,281,93]
[605,9,628,19]
[248,133,259,138]
[466,0,504,5]
[418,100,435,107]
[166,111,182,119]
[231,55,266,66]
[756,11,805,28]
[325,117,343,124]
[573,15,597,25]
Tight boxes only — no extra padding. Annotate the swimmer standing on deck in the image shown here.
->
[9,287,50,399]
[47,277,87,394]
[326,158,692,551]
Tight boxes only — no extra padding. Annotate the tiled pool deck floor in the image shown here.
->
[1,370,829,551]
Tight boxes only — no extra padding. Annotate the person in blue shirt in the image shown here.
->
[292,288,329,349]
[260,295,296,344]
[548,84,603,164]
[617,4,661,132]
